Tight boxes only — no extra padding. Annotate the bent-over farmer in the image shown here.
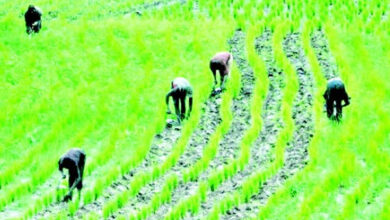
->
[58,148,86,201]
[323,77,350,121]
[24,5,42,34]
[166,77,193,124]
[210,51,233,91]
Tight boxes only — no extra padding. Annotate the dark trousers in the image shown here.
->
[326,99,343,120]
[173,94,186,119]
[68,154,85,191]
[210,60,228,84]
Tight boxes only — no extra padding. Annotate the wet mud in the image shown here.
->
[148,29,256,220]
[222,32,315,219]
[114,94,222,218]
[26,6,330,219]
[194,29,285,219]
[311,30,339,79]
[35,125,182,219]
[46,0,186,21]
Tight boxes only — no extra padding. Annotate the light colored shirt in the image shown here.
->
[172,77,193,97]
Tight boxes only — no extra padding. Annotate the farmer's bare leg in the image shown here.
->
[335,100,343,121]
[180,95,186,120]
[326,99,333,118]
[173,98,180,123]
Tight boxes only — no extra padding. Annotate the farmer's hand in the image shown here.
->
[63,194,72,202]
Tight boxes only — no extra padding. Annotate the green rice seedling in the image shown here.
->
[51,210,68,220]
[68,196,80,217]
[150,194,161,212]
[189,194,200,215]
[378,191,390,218]
[207,207,220,220]
[102,200,114,219]
[199,182,207,201]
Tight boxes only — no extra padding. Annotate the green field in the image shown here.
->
[0,0,389,219]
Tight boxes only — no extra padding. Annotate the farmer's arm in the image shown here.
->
[188,97,193,117]
[58,159,66,179]
[166,89,177,114]
[166,90,172,113]
[341,86,350,107]
[187,87,193,117]
[66,167,81,196]
[342,95,350,107]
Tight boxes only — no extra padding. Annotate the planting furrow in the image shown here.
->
[45,13,233,220]
[145,29,252,220]
[224,32,315,219]
[16,87,150,218]
[21,119,118,219]
[310,30,338,79]
[161,24,297,220]
[108,0,187,19]
[192,0,199,14]
[305,27,390,220]
[120,31,241,220]
[21,70,159,218]
[207,29,255,172]
[195,29,283,218]
[0,89,96,213]
[74,77,224,218]
[101,88,225,219]
[32,118,180,219]
[59,0,187,21]
[248,23,329,219]
[77,125,181,216]
[111,93,222,218]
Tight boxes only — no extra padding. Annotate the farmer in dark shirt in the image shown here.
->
[166,77,193,124]
[24,5,42,34]
[58,148,86,201]
[323,77,350,121]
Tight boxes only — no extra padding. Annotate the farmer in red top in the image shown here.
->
[210,51,233,91]
[166,77,193,124]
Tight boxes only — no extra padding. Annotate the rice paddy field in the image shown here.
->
[0,0,389,219]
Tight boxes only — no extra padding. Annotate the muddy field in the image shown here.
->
[3,0,378,219]
[31,27,324,219]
